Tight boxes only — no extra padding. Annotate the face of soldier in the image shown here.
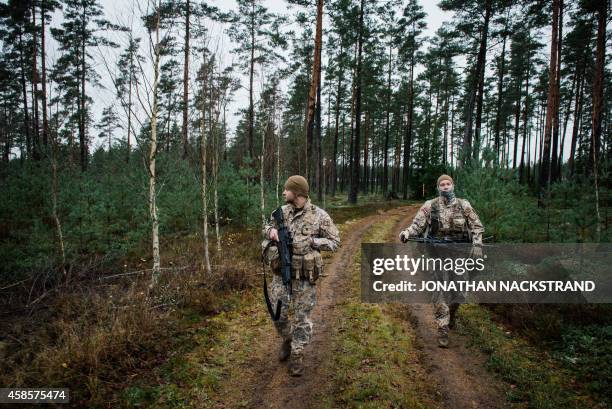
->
[438,179,453,192]
[283,188,296,204]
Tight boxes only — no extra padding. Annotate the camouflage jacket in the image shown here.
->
[401,196,484,244]
[262,199,341,256]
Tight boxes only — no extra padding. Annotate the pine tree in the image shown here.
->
[539,0,561,200]
[51,0,120,171]
[395,0,426,199]
[226,0,286,162]
[115,34,142,163]
[440,0,494,164]
[95,106,122,152]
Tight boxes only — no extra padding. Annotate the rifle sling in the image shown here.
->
[262,240,282,321]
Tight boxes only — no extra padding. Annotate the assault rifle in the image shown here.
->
[262,207,293,321]
[405,235,470,244]
[403,235,494,245]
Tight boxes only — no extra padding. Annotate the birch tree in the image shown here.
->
[147,1,162,287]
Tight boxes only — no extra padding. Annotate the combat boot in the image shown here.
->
[449,304,459,330]
[438,325,449,348]
[288,352,304,377]
[278,339,291,362]
[449,312,457,330]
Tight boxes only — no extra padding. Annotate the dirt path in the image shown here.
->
[246,206,418,409]
[211,204,511,409]
[390,211,512,409]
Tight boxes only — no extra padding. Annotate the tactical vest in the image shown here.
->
[427,198,472,242]
[263,204,324,283]
[289,204,323,282]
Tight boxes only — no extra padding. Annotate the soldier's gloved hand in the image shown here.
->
[399,231,409,243]
[471,245,483,259]
[269,228,279,242]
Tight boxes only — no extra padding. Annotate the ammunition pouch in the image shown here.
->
[262,239,281,274]
[291,238,312,256]
[274,251,323,284]
[291,254,304,279]
[303,253,315,283]
[313,252,323,284]
[452,216,466,230]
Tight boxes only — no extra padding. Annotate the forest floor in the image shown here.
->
[130,204,518,409]
[5,200,600,408]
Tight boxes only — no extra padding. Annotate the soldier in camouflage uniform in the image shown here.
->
[262,175,340,376]
[399,174,484,347]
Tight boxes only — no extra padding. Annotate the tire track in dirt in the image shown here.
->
[245,206,418,409]
[390,208,512,409]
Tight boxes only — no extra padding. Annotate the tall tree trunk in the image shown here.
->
[349,0,364,204]
[462,0,491,164]
[306,0,323,184]
[340,115,346,192]
[41,0,49,148]
[519,74,530,183]
[50,115,67,282]
[331,47,343,197]
[149,8,162,287]
[402,54,415,199]
[214,86,223,256]
[473,0,492,160]
[512,76,521,170]
[325,88,331,196]
[383,42,392,195]
[590,0,606,240]
[79,6,88,171]
[431,76,441,164]
[538,101,544,168]
[558,68,577,179]
[393,106,403,193]
[362,110,369,195]
[443,86,450,167]
[539,0,560,199]
[182,0,190,159]
[127,37,133,163]
[526,113,532,184]
[450,94,455,167]
[569,71,584,176]
[260,87,266,228]
[275,98,281,204]
[2,103,9,162]
[32,2,40,160]
[248,1,255,160]
[551,0,563,182]
[494,22,508,163]
[316,50,323,201]
[347,44,357,193]
[19,29,31,159]
[391,113,404,195]
[200,89,211,275]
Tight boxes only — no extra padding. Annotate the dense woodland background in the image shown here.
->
[0,0,609,279]
[0,0,610,406]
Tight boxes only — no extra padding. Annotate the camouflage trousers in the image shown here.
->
[269,274,317,355]
[431,269,465,330]
[433,301,460,329]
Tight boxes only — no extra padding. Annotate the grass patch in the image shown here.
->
[118,289,267,408]
[113,198,405,408]
[317,212,441,409]
[458,304,605,408]
[318,194,413,224]
[0,199,410,408]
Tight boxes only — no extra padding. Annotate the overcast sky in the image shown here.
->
[60,0,449,149]
[41,0,578,163]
